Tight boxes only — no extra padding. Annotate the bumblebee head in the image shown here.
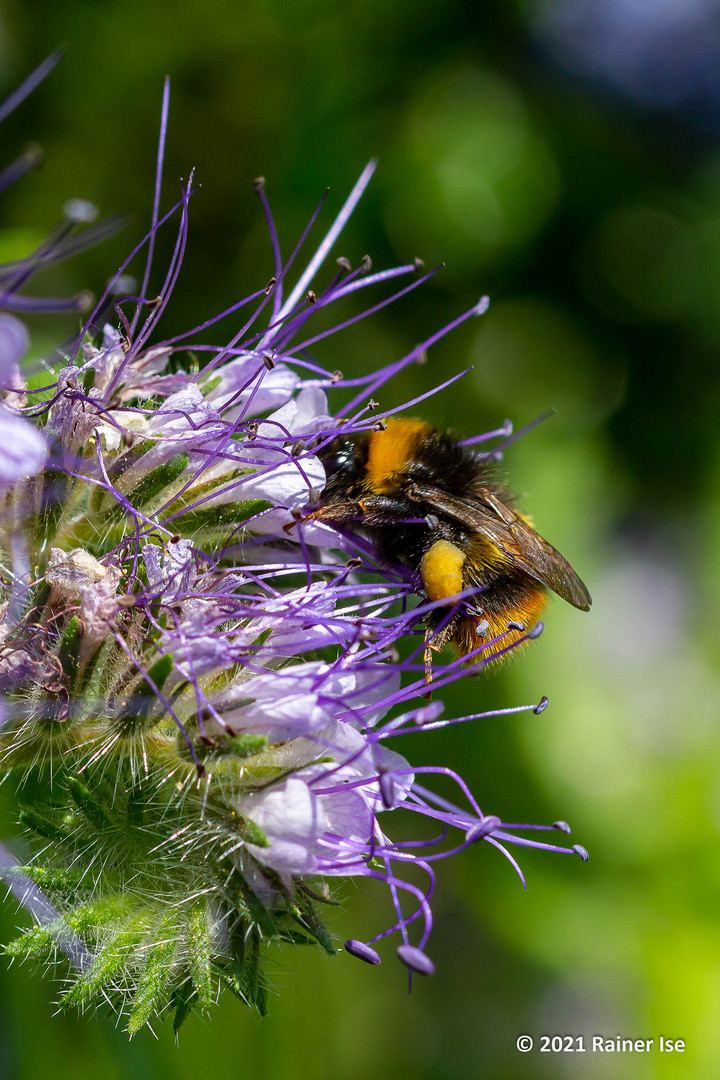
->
[319,434,362,478]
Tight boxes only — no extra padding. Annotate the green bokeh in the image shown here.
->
[2,1,719,1077]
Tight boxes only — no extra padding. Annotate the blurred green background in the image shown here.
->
[2,0,720,1077]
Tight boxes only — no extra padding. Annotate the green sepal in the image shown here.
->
[193,732,268,762]
[221,921,266,1015]
[169,499,271,539]
[66,777,112,831]
[230,873,278,939]
[58,615,82,688]
[125,452,189,510]
[4,922,61,959]
[186,900,213,1010]
[79,635,117,698]
[197,374,221,394]
[171,979,199,1034]
[59,924,143,1009]
[243,927,267,1015]
[5,865,85,896]
[116,653,173,730]
[290,893,335,955]
[69,897,129,934]
[127,930,177,1036]
[18,806,74,844]
[226,811,269,848]
[276,929,316,946]
[145,653,173,694]
[108,439,160,480]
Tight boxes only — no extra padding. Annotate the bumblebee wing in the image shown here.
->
[407,482,592,610]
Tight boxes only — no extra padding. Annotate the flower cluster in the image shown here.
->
[0,66,586,1034]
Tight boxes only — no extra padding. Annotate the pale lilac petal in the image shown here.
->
[0,405,47,484]
[242,778,327,874]
[0,313,29,385]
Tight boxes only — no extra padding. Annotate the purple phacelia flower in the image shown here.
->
[0,73,587,1035]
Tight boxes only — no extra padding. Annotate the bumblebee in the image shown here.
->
[315,418,591,675]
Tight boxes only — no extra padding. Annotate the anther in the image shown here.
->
[507,621,525,632]
[21,143,43,170]
[379,772,395,809]
[534,695,549,715]
[263,353,276,370]
[109,274,137,297]
[307,487,321,508]
[344,940,381,965]
[476,619,490,637]
[424,514,440,530]
[413,256,425,270]
[397,945,435,976]
[367,399,379,410]
[64,198,99,224]
[336,256,352,271]
[306,289,317,304]
[373,419,387,432]
[253,176,266,192]
[361,254,372,272]
[265,277,277,294]
[553,820,571,834]
[330,370,344,382]
[465,815,501,842]
[413,701,444,725]
[527,621,544,639]
[573,844,589,861]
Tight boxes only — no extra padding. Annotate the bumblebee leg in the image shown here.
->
[419,539,466,604]
[282,510,318,534]
[423,625,434,698]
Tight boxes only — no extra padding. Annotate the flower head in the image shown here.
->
[0,72,587,1034]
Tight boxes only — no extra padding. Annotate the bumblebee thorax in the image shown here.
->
[364,419,429,492]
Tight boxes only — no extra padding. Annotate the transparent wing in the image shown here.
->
[407,481,592,610]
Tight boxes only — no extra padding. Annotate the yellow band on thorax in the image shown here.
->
[364,419,428,492]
